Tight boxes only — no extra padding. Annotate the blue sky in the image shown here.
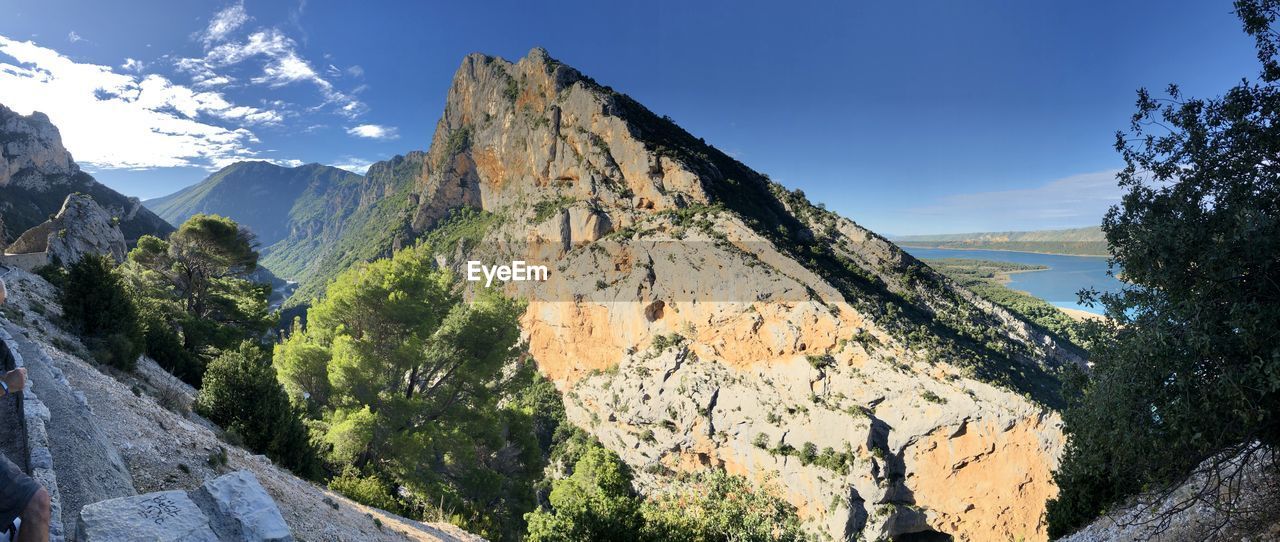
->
[0,0,1261,235]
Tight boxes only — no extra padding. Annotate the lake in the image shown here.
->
[902,247,1124,314]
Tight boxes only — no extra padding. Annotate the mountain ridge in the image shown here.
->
[145,160,365,247]
[261,47,1086,540]
[896,226,1108,256]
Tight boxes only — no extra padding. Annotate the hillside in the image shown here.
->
[260,153,423,304]
[0,267,481,542]
[0,104,172,245]
[896,226,1108,256]
[268,47,1088,541]
[145,161,365,247]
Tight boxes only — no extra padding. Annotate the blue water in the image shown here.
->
[903,248,1124,314]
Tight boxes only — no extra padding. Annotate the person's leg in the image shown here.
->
[14,488,47,542]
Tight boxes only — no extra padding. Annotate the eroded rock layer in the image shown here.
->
[314,49,1087,541]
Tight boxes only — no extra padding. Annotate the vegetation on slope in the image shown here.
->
[1048,1,1280,534]
[925,258,1088,347]
[48,214,321,478]
[262,153,422,307]
[574,70,1073,406]
[897,226,1109,257]
[146,161,363,247]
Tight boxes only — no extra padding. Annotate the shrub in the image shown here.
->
[195,342,321,479]
[61,254,143,370]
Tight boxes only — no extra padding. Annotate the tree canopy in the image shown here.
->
[122,214,271,384]
[1047,0,1280,536]
[275,246,542,540]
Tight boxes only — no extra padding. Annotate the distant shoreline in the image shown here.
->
[900,244,1110,259]
[1059,306,1106,322]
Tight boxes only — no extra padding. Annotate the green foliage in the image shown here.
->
[121,214,272,385]
[532,196,574,223]
[503,74,520,102]
[926,258,1089,347]
[805,354,835,370]
[328,468,404,515]
[280,246,542,540]
[1048,3,1280,535]
[641,470,809,542]
[194,342,321,479]
[526,441,809,542]
[525,447,644,542]
[61,254,144,370]
[417,207,499,255]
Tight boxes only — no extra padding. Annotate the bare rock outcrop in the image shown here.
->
[0,105,76,189]
[400,48,1086,541]
[0,103,172,242]
[7,193,127,264]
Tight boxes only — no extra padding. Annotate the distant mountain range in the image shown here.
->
[145,161,365,248]
[895,226,1108,256]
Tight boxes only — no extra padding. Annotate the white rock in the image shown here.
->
[77,491,218,542]
[198,471,293,542]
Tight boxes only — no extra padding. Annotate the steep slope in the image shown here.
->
[0,268,482,542]
[287,48,1087,541]
[896,226,1108,256]
[261,153,423,304]
[0,103,172,244]
[146,161,364,246]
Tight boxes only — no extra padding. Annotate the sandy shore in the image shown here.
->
[1059,307,1105,322]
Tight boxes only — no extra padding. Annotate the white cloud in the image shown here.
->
[346,65,363,78]
[179,26,364,118]
[345,124,397,140]
[0,35,281,170]
[120,58,144,72]
[201,2,249,46]
[267,158,304,168]
[907,170,1122,233]
[330,158,372,174]
[67,31,83,43]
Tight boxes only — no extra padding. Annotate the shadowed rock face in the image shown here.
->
[7,193,127,264]
[0,104,172,243]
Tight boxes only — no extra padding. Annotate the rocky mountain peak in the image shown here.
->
[374,50,1089,541]
[0,104,78,188]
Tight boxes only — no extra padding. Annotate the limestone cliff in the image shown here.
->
[7,193,128,264]
[289,49,1087,541]
[0,103,172,243]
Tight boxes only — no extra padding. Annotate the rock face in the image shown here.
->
[0,108,75,188]
[0,103,172,242]
[78,471,293,542]
[274,48,1087,541]
[7,194,128,264]
[1060,444,1279,542]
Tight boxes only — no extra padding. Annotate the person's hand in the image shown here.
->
[2,368,26,395]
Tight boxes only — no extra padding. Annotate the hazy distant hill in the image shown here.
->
[896,226,1108,256]
[145,161,364,247]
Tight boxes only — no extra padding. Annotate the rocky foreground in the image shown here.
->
[0,267,482,542]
